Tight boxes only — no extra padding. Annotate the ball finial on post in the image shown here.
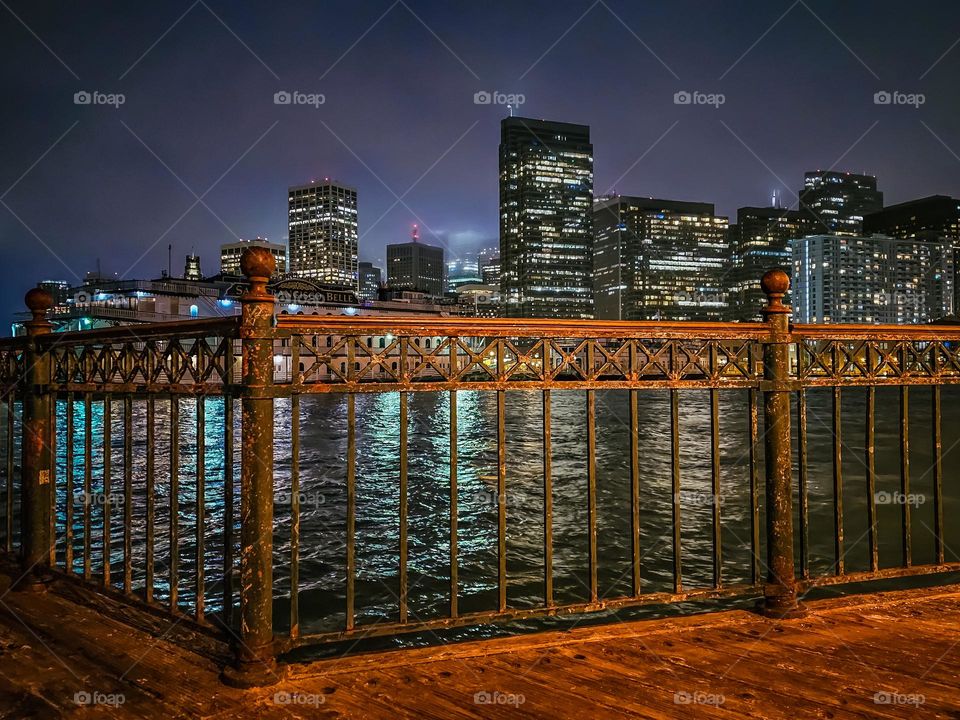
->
[760,269,790,315]
[240,247,276,302]
[24,287,54,329]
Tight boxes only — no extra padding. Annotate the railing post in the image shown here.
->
[15,288,54,592]
[760,270,805,618]
[222,247,279,687]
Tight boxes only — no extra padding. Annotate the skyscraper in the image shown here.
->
[593,196,730,320]
[863,196,960,314]
[358,261,382,302]
[288,180,358,288]
[792,234,953,324]
[220,237,286,277]
[387,226,446,298]
[499,117,593,318]
[730,206,814,320]
[798,171,883,234]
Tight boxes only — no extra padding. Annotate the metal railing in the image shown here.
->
[2,249,960,687]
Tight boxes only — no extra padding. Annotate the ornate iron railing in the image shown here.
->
[2,249,960,688]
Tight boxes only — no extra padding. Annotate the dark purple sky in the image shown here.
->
[2,0,959,324]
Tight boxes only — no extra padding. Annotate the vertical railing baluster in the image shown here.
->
[759,271,803,618]
[865,386,878,573]
[497,384,507,613]
[670,388,681,594]
[833,387,844,576]
[748,387,760,586]
[629,384,640,598]
[48,396,56,566]
[65,393,74,572]
[290,392,300,638]
[797,389,809,580]
[5,397,13,553]
[221,394,232,624]
[83,392,92,581]
[399,387,408,623]
[146,397,155,603]
[103,396,111,586]
[448,344,458,618]
[123,395,133,593]
[710,387,722,589]
[170,395,179,610]
[584,386,599,601]
[933,385,944,565]
[346,391,356,631]
[900,384,911,567]
[542,388,553,607]
[196,397,205,621]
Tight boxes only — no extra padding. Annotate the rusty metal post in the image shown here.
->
[221,247,279,687]
[760,270,805,618]
[15,288,54,592]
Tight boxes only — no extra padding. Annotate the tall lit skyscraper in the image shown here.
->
[499,117,593,318]
[220,237,286,277]
[593,196,729,320]
[358,261,382,302]
[288,180,358,288]
[798,171,882,234]
[387,226,446,298]
[792,234,953,324]
[730,206,813,320]
[864,195,960,315]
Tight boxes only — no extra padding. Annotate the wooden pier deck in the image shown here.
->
[0,571,958,718]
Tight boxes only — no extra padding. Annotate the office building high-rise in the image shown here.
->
[792,234,953,324]
[220,237,286,277]
[864,195,960,315]
[184,254,202,281]
[358,261,382,302]
[288,180,358,288]
[731,206,814,320]
[798,170,883,234]
[500,117,593,318]
[387,226,446,298]
[593,196,730,321]
[446,256,482,292]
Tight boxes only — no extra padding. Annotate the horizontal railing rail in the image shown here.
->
[3,249,960,688]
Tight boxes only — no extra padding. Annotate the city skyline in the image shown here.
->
[3,1,960,321]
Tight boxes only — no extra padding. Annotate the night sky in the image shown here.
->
[2,1,959,324]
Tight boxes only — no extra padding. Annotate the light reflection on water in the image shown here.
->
[34,386,960,644]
